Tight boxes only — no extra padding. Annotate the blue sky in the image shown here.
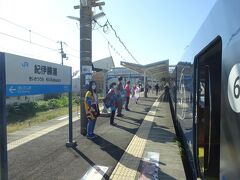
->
[0,0,217,71]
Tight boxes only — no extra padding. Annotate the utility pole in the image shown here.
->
[74,0,105,135]
[58,41,67,65]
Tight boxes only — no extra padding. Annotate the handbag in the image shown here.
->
[103,96,111,108]
[92,104,100,117]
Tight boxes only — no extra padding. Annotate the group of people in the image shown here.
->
[83,77,140,139]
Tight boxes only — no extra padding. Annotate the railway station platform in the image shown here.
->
[7,92,186,180]
[110,93,186,180]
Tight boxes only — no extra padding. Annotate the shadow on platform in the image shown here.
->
[91,135,125,161]
[69,96,177,179]
[129,110,165,118]
[89,135,176,180]
[115,118,141,126]
[139,97,156,102]
[114,124,139,135]
[71,146,110,180]
[114,118,176,144]
[159,93,169,102]
[116,115,143,124]
[129,110,148,116]
[146,122,176,143]
[132,102,151,107]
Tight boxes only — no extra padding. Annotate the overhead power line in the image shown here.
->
[0,16,80,61]
[106,20,139,64]
[64,43,80,53]
[94,12,140,64]
[0,16,78,51]
[0,31,57,52]
[0,17,56,43]
[0,17,29,31]
[96,28,127,62]
[30,30,57,43]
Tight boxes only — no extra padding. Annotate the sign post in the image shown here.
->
[66,68,77,147]
[0,53,8,180]
[0,52,74,178]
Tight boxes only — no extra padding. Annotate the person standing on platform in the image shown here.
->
[116,76,124,117]
[124,80,131,111]
[144,83,149,98]
[106,82,118,125]
[132,83,140,104]
[84,81,100,139]
[155,83,159,96]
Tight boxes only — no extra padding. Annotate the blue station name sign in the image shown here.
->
[2,52,71,97]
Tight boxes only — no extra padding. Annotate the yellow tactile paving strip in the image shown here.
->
[110,99,160,180]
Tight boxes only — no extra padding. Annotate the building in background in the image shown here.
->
[92,56,115,96]
[107,67,143,90]
[72,56,115,96]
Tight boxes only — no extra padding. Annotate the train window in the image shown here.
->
[194,36,221,179]
[197,66,210,174]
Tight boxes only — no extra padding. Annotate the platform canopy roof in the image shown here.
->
[120,59,169,80]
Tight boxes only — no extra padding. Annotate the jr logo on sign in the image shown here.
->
[21,62,28,68]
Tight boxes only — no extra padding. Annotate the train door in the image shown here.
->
[194,37,221,179]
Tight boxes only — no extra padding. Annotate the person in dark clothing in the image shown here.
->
[104,82,118,125]
[116,76,124,117]
[124,81,131,111]
[144,83,149,98]
[155,83,159,96]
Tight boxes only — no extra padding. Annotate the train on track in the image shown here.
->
[169,0,240,179]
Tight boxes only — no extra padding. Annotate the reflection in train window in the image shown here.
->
[194,36,221,179]
[197,66,209,174]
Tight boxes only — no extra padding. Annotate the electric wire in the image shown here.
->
[0,16,78,52]
[96,28,127,62]
[0,14,138,64]
[0,31,57,52]
[106,19,139,64]
[97,11,140,64]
